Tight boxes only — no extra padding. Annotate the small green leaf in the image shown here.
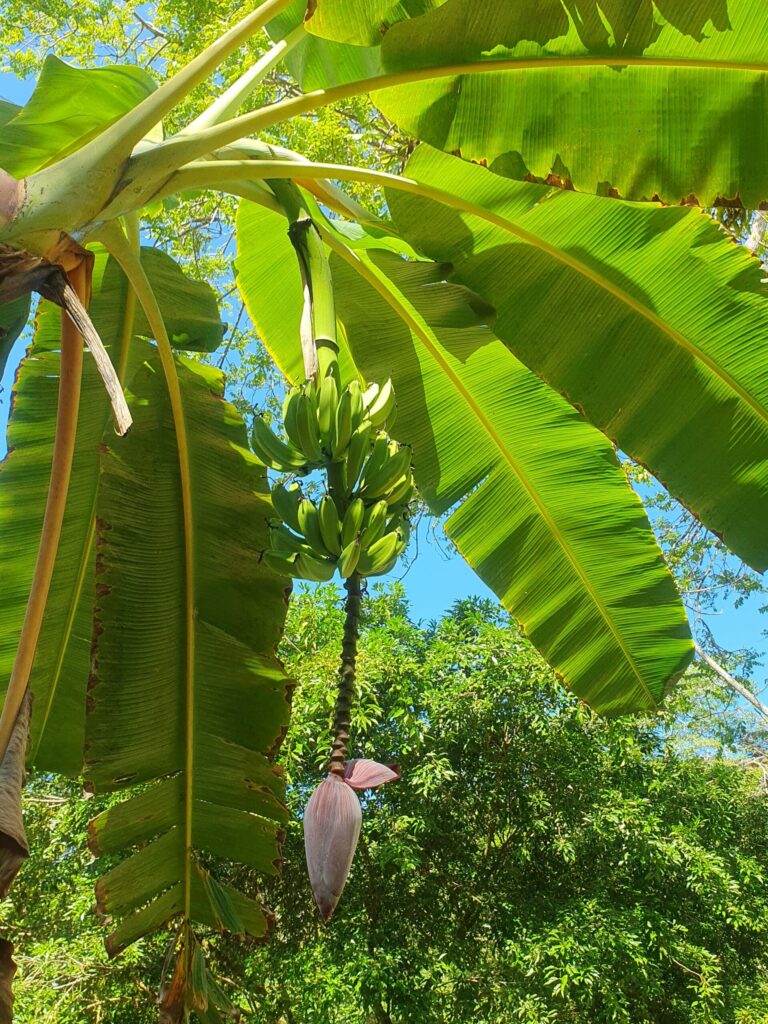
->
[0,55,156,177]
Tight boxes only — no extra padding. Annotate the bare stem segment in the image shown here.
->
[328,574,362,777]
[0,264,86,762]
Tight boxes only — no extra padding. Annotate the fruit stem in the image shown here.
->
[328,573,362,777]
[269,179,339,384]
[0,262,86,763]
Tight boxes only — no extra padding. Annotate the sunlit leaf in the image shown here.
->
[0,55,156,177]
[386,147,768,571]
[237,199,692,713]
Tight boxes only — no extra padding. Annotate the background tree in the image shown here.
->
[3,588,768,1023]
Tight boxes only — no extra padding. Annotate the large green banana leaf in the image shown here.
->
[85,351,290,955]
[274,0,768,205]
[0,55,157,177]
[237,198,692,713]
[0,247,225,774]
[381,146,768,573]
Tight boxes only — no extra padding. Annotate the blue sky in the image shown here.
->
[2,67,766,685]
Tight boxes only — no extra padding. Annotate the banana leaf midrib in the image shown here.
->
[313,58,768,78]
[322,230,657,706]
[99,224,203,930]
[461,206,766,426]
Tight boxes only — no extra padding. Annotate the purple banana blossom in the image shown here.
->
[304,760,399,922]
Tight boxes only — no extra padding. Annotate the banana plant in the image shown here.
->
[0,0,767,1017]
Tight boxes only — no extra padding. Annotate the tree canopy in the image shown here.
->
[3,589,768,1023]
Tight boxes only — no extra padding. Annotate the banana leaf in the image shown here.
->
[237,198,693,713]
[85,351,291,955]
[0,55,157,177]
[0,295,30,380]
[385,146,768,572]
[275,0,768,205]
[0,246,225,774]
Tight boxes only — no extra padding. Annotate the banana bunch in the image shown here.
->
[260,373,414,582]
[265,484,411,581]
[251,373,397,473]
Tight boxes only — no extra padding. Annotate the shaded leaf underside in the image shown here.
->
[85,353,291,954]
[274,0,768,205]
[0,246,228,775]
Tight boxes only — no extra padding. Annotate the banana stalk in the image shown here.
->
[303,574,399,922]
[269,179,339,384]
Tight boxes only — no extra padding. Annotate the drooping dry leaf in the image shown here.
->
[0,691,31,899]
[0,244,131,434]
[158,950,187,1024]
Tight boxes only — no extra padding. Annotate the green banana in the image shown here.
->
[270,523,312,556]
[251,416,307,472]
[358,433,390,492]
[332,387,354,459]
[338,538,361,578]
[361,444,412,501]
[282,386,303,450]
[318,495,342,556]
[360,500,389,550]
[263,549,298,578]
[362,381,380,410]
[294,391,324,462]
[271,481,303,533]
[294,550,336,582]
[317,373,339,449]
[344,421,373,495]
[298,498,328,555]
[384,476,415,508]
[367,378,396,427]
[358,528,402,576]
[348,380,364,432]
[282,384,298,420]
[305,379,319,419]
[341,497,365,547]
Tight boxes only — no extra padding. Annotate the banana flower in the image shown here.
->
[303,759,399,921]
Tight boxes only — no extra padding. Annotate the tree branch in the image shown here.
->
[694,642,768,721]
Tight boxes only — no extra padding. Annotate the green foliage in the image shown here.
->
[289,0,768,205]
[0,294,29,377]
[4,591,768,1022]
[0,240,293,1010]
[244,589,768,1024]
[0,780,165,1023]
[1,0,768,1012]
[0,246,227,774]
[85,353,290,955]
[0,55,157,177]
[384,145,768,574]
